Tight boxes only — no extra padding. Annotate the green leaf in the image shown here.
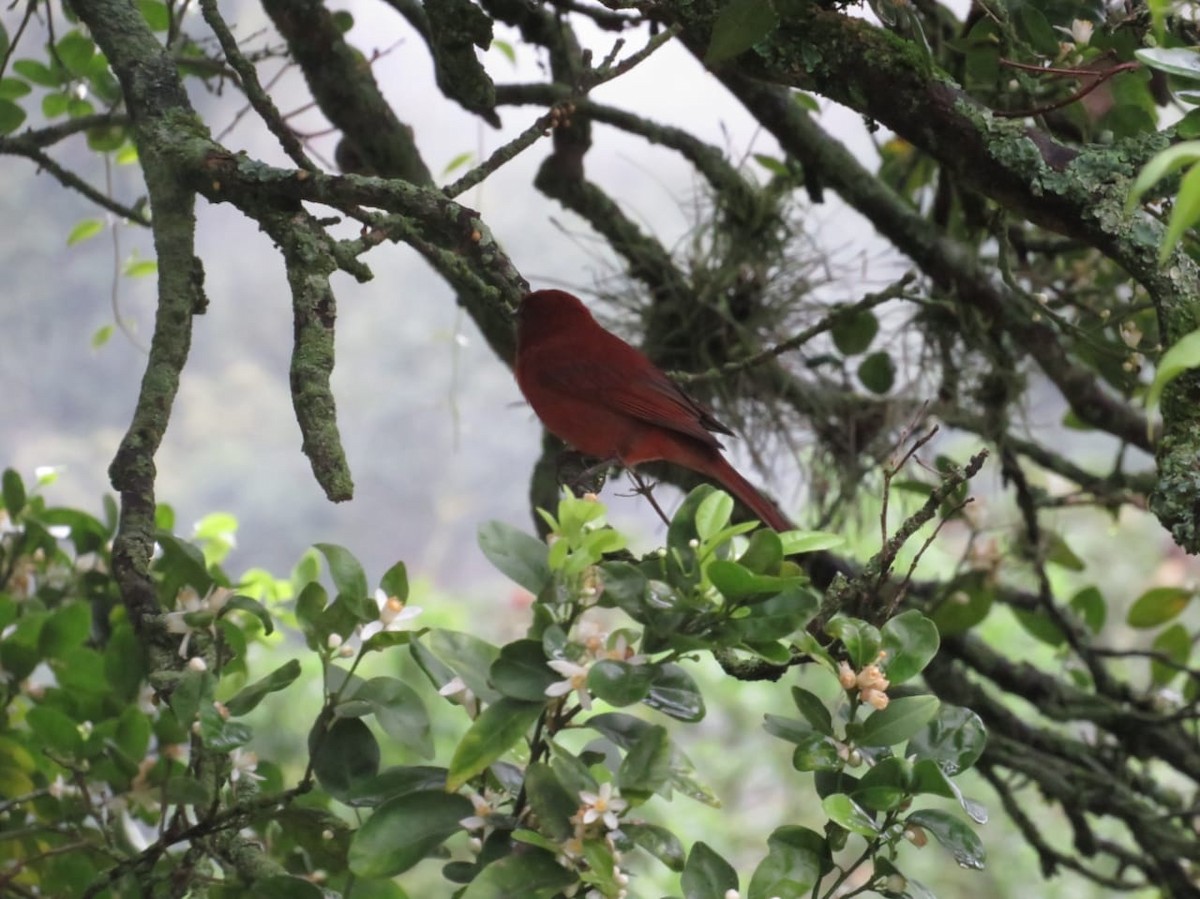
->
[446,698,543,791]
[56,32,96,75]
[67,218,104,246]
[523,762,577,841]
[907,704,986,775]
[643,663,705,722]
[348,789,473,878]
[857,351,895,393]
[0,78,30,100]
[13,59,61,87]
[906,809,986,870]
[490,38,516,64]
[311,717,380,798]
[490,639,557,701]
[0,99,26,135]
[379,560,409,601]
[343,764,448,807]
[28,706,84,756]
[315,542,369,599]
[1128,141,1200,207]
[477,520,551,594]
[831,308,879,355]
[587,712,718,806]
[39,602,91,658]
[682,841,739,899]
[222,594,274,635]
[791,686,833,736]
[695,489,734,538]
[1151,623,1191,686]
[791,732,842,772]
[748,826,828,899]
[626,822,685,871]
[778,530,844,554]
[857,695,940,747]
[1127,585,1193,628]
[1147,327,1200,415]
[90,324,115,349]
[589,659,654,706]
[931,574,993,636]
[1069,586,1106,634]
[826,616,881,668]
[2,468,25,516]
[225,659,302,716]
[597,561,649,617]
[705,0,778,65]
[461,847,575,898]
[138,0,172,31]
[42,92,68,118]
[821,793,878,836]
[618,724,671,799]
[351,676,433,758]
[87,124,127,153]
[1135,47,1200,81]
[1162,161,1200,263]
[428,629,502,703]
[881,610,940,684]
[124,259,158,279]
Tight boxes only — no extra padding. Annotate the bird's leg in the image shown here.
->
[556,450,613,496]
[626,469,672,527]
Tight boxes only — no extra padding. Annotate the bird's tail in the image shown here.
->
[698,452,794,533]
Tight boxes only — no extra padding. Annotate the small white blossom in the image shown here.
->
[459,790,494,832]
[360,590,423,641]
[187,656,207,672]
[545,659,593,710]
[578,782,627,832]
[229,748,264,785]
[164,586,233,659]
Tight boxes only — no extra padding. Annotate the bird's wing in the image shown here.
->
[529,356,731,447]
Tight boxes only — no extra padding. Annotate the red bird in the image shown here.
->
[515,289,792,531]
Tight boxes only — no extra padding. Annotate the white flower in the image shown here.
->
[545,659,592,710]
[360,590,423,641]
[187,656,207,672]
[578,783,627,832]
[229,749,264,785]
[164,586,233,659]
[459,790,494,832]
[48,774,76,799]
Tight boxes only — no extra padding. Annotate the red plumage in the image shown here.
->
[515,289,791,532]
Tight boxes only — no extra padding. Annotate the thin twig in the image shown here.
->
[994,58,1141,119]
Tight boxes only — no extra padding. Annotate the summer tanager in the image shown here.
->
[515,289,792,531]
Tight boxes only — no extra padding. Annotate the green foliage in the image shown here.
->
[0,477,982,897]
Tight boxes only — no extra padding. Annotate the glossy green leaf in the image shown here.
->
[826,616,881,668]
[931,574,994,635]
[13,59,61,86]
[748,825,826,898]
[791,732,842,772]
[461,847,575,898]
[695,489,734,538]
[705,0,778,65]
[907,704,986,775]
[523,762,576,841]
[881,610,940,683]
[618,724,671,798]
[778,530,844,554]
[682,841,739,898]
[1135,47,1200,81]
[311,717,380,798]
[349,790,473,878]
[225,659,301,715]
[1147,327,1200,415]
[626,823,685,871]
[490,639,557,701]
[821,793,878,836]
[1069,585,1106,634]
[446,698,543,791]
[315,542,368,599]
[56,32,95,74]
[1128,141,1200,206]
[352,676,433,758]
[1161,162,1200,261]
[428,629,502,703]
[39,602,91,658]
[858,695,940,747]
[791,685,833,736]
[478,520,551,594]
[907,808,986,869]
[0,78,30,100]
[589,659,654,706]
[643,663,705,722]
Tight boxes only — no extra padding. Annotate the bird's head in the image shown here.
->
[517,290,596,345]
